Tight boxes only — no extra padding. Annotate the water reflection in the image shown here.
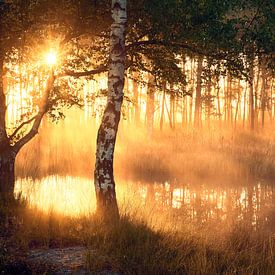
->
[15,176,96,216]
[137,182,274,229]
[14,176,274,229]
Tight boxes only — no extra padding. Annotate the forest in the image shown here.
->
[0,0,274,274]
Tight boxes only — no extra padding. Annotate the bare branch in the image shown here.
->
[8,114,38,141]
[60,65,108,78]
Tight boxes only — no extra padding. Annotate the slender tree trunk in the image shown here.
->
[146,73,155,135]
[160,81,166,131]
[181,96,186,127]
[216,80,222,128]
[181,56,187,127]
[243,85,247,129]
[189,59,194,125]
[164,94,173,129]
[124,75,130,122]
[206,78,211,128]
[249,62,255,131]
[267,77,273,122]
[227,75,233,126]
[194,57,203,128]
[224,77,227,123]
[234,80,241,127]
[94,0,126,220]
[189,95,193,126]
[132,71,140,125]
[261,60,267,127]
[254,60,260,128]
[170,93,175,129]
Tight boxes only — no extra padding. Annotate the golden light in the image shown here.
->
[45,50,57,66]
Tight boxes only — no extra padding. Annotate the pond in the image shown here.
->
[14,176,274,230]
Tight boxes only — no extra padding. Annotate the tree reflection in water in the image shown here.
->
[14,176,274,230]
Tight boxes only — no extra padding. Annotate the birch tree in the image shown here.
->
[94,0,127,219]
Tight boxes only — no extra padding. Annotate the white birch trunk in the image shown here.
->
[94,0,127,219]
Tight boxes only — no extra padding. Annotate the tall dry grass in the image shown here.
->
[1,196,274,274]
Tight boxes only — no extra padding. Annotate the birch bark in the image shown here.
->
[94,0,127,219]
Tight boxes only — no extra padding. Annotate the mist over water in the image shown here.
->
[13,108,275,231]
[14,175,274,232]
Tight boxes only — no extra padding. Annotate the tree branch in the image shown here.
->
[8,114,38,141]
[126,40,207,56]
[60,65,108,78]
[61,62,133,78]
[13,72,55,153]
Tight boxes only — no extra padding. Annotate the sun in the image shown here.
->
[45,50,57,66]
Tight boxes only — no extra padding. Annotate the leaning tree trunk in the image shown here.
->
[1,53,54,204]
[94,0,126,220]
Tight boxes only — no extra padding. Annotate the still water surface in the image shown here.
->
[15,176,274,229]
